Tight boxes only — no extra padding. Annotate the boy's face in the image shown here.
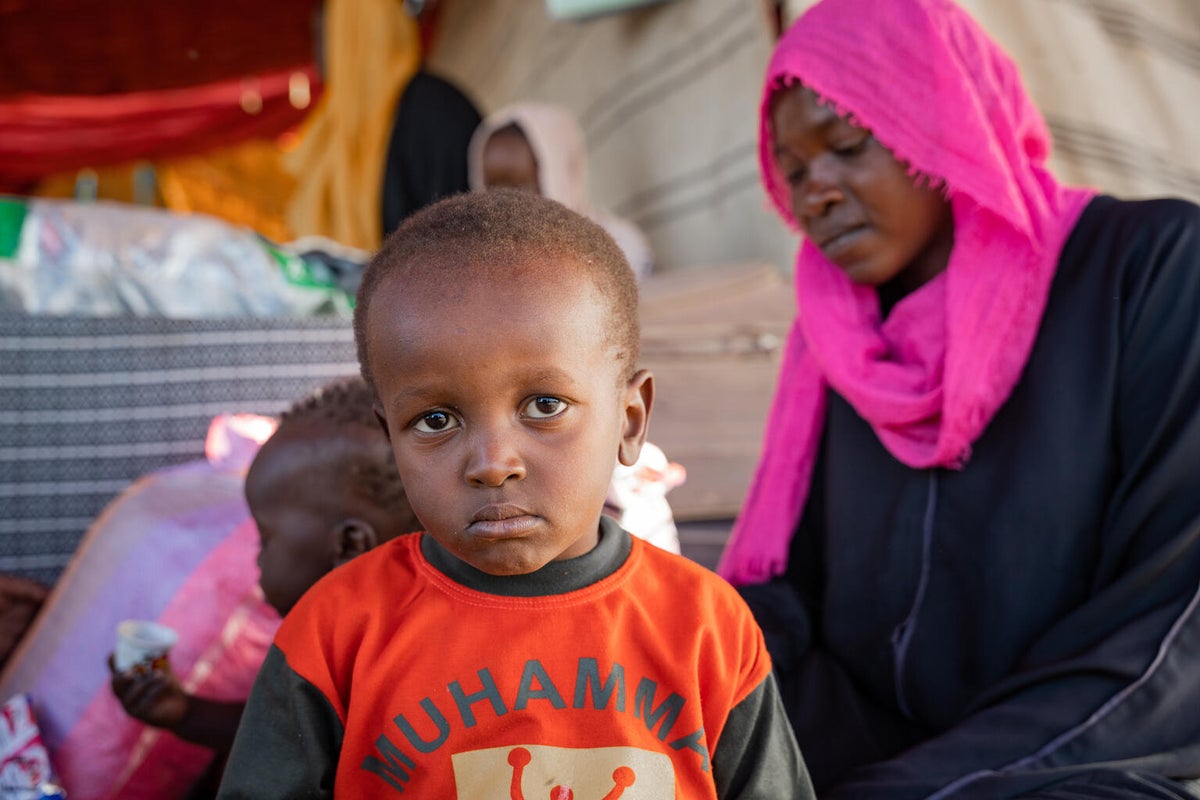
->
[246,428,349,616]
[367,256,651,576]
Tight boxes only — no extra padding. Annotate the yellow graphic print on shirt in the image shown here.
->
[451,744,674,799]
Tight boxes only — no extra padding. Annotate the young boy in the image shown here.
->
[110,376,421,766]
[217,190,813,798]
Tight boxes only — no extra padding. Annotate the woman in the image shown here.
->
[467,102,654,280]
[719,0,1200,798]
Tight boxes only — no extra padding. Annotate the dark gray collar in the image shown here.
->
[421,515,631,597]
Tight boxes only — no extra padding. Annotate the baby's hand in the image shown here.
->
[108,653,189,730]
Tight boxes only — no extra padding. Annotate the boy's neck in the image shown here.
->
[420,517,629,597]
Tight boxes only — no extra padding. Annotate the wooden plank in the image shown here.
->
[637,262,793,520]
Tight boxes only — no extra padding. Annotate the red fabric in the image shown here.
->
[0,0,320,96]
[0,68,321,192]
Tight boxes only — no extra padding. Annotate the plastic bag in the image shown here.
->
[0,197,353,318]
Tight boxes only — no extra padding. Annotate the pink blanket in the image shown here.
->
[0,415,280,800]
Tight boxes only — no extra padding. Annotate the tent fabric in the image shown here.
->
[427,0,1199,275]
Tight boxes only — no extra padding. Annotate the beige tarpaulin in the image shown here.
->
[431,0,1199,275]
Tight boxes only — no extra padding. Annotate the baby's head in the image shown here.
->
[354,188,653,577]
[246,376,421,616]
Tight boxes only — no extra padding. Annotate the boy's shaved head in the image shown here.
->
[354,189,640,393]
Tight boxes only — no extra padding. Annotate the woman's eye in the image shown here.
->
[524,396,568,419]
[834,135,871,157]
[413,411,459,433]
[778,159,807,186]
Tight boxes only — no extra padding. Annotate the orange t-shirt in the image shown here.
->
[220,520,809,798]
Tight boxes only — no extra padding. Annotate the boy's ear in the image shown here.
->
[333,518,380,567]
[617,369,654,467]
[373,403,391,439]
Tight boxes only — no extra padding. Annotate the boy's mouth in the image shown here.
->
[468,504,539,538]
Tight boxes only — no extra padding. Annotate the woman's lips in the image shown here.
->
[819,225,867,258]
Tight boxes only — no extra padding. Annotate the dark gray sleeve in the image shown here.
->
[216,644,344,799]
[712,671,816,800]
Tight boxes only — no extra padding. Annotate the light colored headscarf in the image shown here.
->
[468,102,653,279]
[284,0,421,251]
[719,0,1096,585]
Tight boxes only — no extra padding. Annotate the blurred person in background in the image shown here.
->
[469,102,654,281]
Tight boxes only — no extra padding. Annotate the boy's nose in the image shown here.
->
[463,427,526,487]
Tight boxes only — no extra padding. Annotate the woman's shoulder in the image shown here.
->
[1060,195,1198,285]
[1074,194,1200,242]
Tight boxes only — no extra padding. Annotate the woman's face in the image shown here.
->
[770,84,954,294]
[482,126,541,194]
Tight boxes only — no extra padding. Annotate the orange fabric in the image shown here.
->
[33,164,147,204]
[283,0,421,250]
[33,137,300,241]
[275,533,772,796]
[157,138,299,242]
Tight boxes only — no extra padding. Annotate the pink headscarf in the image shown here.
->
[718,0,1096,585]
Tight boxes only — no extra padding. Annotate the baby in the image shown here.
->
[110,377,419,773]
[218,189,813,798]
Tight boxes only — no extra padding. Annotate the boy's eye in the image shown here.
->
[523,396,568,419]
[413,410,460,433]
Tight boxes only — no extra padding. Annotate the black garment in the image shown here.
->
[757,196,1200,799]
[379,71,482,237]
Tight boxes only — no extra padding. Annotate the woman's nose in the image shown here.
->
[463,426,526,487]
[796,156,844,219]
